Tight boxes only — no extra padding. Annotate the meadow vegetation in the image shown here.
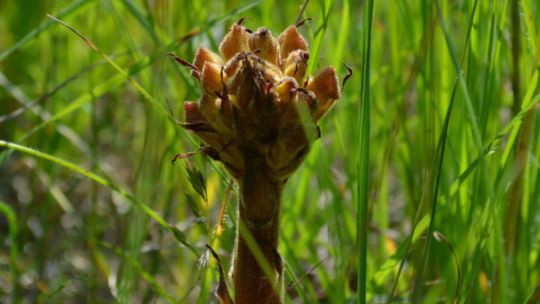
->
[0,0,539,303]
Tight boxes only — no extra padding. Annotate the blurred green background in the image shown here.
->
[1,0,539,303]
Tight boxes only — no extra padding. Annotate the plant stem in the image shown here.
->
[233,158,284,304]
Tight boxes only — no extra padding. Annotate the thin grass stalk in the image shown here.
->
[356,0,374,303]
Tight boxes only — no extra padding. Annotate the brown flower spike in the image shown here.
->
[180,20,340,304]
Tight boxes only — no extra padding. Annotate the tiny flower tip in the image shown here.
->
[219,24,250,60]
[201,62,223,93]
[307,67,340,101]
[278,26,308,61]
[193,47,223,71]
[249,27,279,64]
[255,27,270,36]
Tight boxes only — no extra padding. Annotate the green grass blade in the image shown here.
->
[411,78,457,302]
[356,0,375,303]
[306,0,334,75]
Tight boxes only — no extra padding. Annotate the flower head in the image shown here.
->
[182,21,340,180]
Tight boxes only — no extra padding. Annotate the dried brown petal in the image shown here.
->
[193,47,223,71]
[307,67,340,100]
[248,27,279,65]
[201,62,223,93]
[307,67,340,121]
[283,50,309,84]
[219,24,250,60]
[278,26,308,63]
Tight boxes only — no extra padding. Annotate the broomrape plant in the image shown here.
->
[174,19,341,303]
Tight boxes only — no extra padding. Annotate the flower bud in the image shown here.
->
[278,26,308,63]
[307,67,340,121]
[283,50,309,84]
[193,47,223,71]
[201,62,223,93]
[219,24,250,60]
[248,27,279,65]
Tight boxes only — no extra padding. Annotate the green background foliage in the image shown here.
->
[1,0,539,303]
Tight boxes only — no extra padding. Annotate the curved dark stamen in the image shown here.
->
[342,62,353,90]
[172,140,234,164]
[168,53,198,71]
[172,151,198,164]
[172,145,210,164]
[295,0,310,25]
[168,52,200,78]
[295,17,312,28]
[236,17,249,26]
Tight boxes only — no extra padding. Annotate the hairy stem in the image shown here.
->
[233,159,284,304]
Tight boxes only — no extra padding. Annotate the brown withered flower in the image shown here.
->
[176,20,340,304]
